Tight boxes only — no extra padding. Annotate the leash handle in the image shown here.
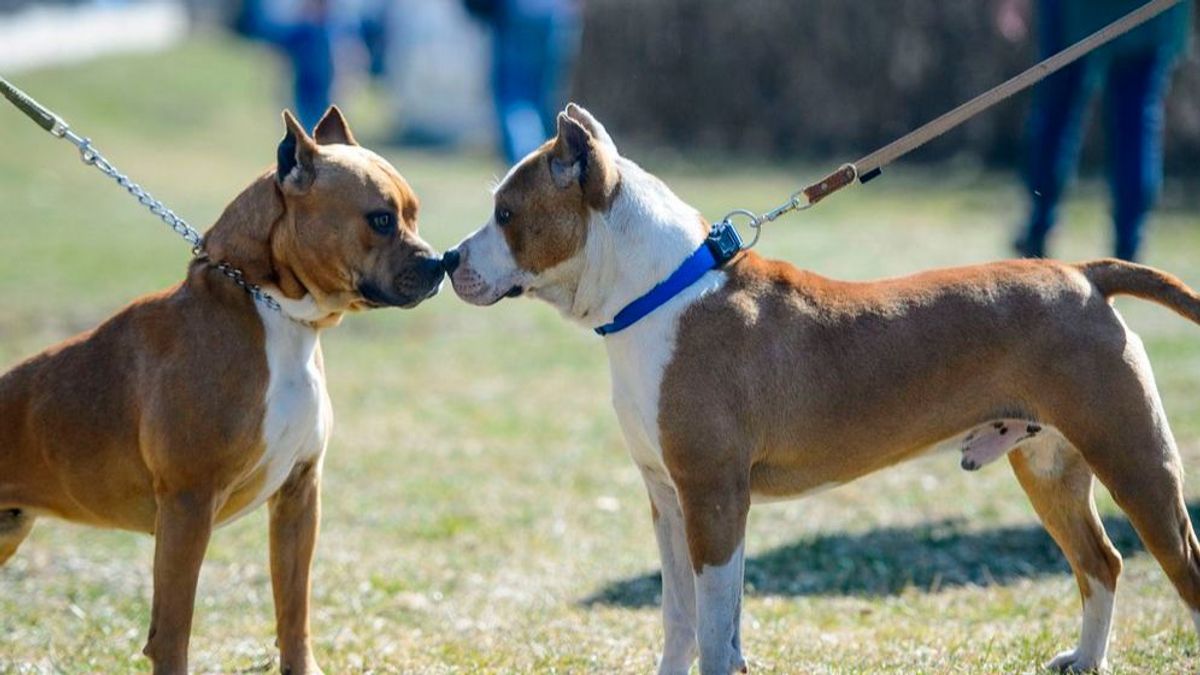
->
[0,75,67,135]
[801,164,858,206]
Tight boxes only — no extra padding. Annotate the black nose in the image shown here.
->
[441,249,461,274]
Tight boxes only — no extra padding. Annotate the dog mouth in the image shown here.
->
[401,283,443,308]
[448,267,525,307]
[475,284,523,307]
[357,278,442,310]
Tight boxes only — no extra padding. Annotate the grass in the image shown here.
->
[2,37,1200,673]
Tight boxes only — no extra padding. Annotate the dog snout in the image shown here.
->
[410,254,445,292]
[441,248,461,275]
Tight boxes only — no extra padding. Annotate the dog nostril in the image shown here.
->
[441,249,461,274]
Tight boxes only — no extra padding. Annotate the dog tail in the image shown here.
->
[1077,258,1200,325]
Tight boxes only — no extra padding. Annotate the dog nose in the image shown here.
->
[441,249,461,274]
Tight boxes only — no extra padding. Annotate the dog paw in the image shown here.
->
[1046,648,1106,672]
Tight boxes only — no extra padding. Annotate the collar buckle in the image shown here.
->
[706,220,744,265]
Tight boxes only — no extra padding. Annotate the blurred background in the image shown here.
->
[2,1,1199,672]
[4,0,1197,169]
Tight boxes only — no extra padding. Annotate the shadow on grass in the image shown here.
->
[583,502,1200,607]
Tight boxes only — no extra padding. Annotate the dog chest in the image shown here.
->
[224,306,331,523]
[605,271,727,482]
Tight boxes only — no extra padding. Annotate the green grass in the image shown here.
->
[2,37,1200,673]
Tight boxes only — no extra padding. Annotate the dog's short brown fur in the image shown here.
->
[661,255,1200,573]
[0,107,442,674]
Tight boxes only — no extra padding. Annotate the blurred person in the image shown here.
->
[360,1,389,79]
[236,0,335,131]
[465,0,582,165]
[236,0,387,131]
[997,0,1192,261]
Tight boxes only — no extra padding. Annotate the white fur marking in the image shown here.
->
[609,271,725,484]
[454,219,527,306]
[695,543,746,675]
[1020,429,1071,479]
[222,299,331,524]
[1048,574,1115,672]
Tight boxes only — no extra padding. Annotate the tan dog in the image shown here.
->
[446,103,1200,674]
[0,107,442,674]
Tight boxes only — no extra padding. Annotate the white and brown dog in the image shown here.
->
[446,103,1200,674]
[0,107,442,674]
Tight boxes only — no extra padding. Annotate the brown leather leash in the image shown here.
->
[727,0,1186,248]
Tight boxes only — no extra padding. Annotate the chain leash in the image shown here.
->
[0,75,281,313]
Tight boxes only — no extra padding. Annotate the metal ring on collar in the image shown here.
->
[719,208,763,250]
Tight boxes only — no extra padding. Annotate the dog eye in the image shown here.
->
[366,211,395,235]
[495,207,513,226]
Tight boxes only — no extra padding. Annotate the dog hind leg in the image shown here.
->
[0,508,33,565]
[1048,331,1200,655]
[1082,428,1200,641]
[1010,441,1122,672]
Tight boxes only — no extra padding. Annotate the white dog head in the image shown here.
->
[445,104,621,313]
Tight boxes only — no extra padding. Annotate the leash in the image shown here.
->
[0,75,283,312]
[596,0,1184,337]
[722,0,1186,249]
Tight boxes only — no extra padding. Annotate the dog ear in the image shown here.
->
[550,113,620,210]
[313,105,358,146]
[564,103,617,155]
[277,110,319,192]
[549,114,587,189]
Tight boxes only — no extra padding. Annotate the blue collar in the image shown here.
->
[594,222,743,337]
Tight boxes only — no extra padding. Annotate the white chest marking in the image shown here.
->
[223,301,332,524]
[605,271,727,485]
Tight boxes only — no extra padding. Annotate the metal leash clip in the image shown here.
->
[716,163,858,250]
[718,186,814,250]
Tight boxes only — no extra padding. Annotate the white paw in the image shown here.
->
[1046,648,1106,672]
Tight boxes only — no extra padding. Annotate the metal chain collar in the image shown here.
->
[52,126,283,312]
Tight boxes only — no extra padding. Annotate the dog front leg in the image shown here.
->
[676,475,750,675]
[643,475,699,675]
[144,489,217,675]
[269,461,324,675]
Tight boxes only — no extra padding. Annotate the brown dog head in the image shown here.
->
[444,103,620,312]
[274,107,443,314]
[205,106,443,324]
